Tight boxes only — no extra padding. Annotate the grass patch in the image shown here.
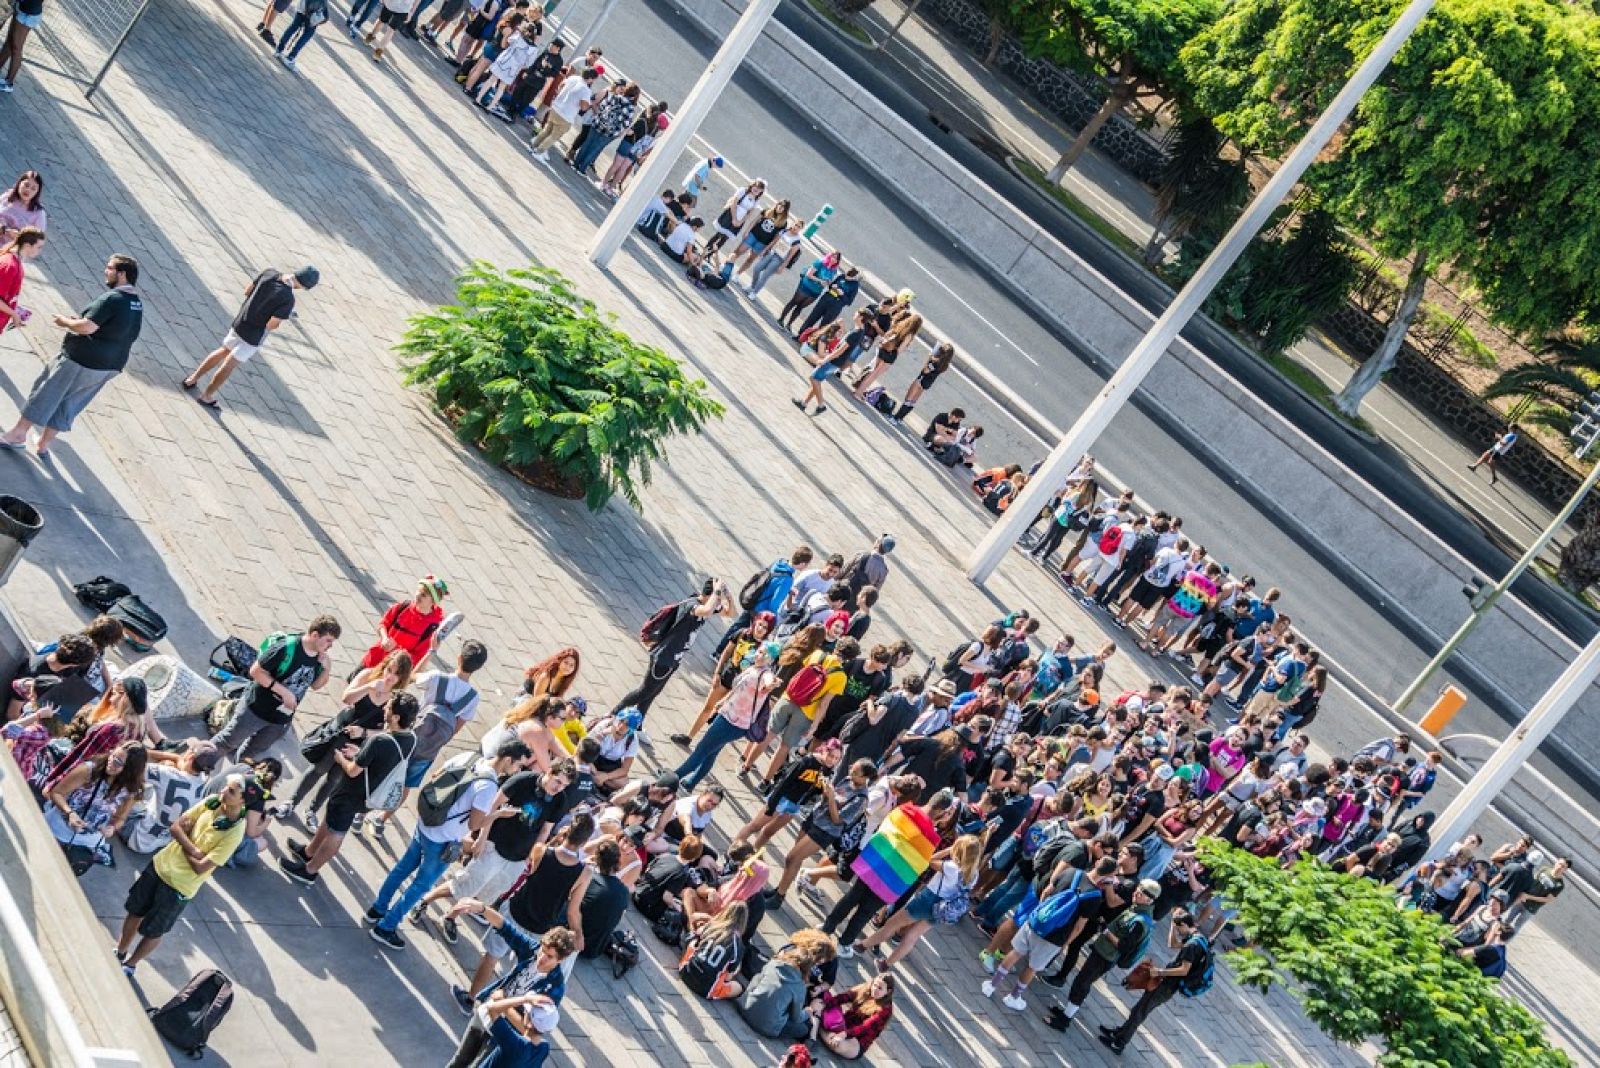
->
[1260,350,1376,435]
[805,0,874,45]
[1014,157,1145,261]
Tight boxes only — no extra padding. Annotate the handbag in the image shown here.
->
[1122,959,1161,992]
[820,1006,847,1032]
[746,692,773,744]
[60,778,107,877]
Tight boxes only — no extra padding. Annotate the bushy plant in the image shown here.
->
[401,263,724,511]
[1197,840,1570,1068]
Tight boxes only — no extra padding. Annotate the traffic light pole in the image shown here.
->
[1393,445,1600,716]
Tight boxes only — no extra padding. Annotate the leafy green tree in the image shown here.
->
[401,263,724,512]
[1197,840,1570,1067]
[1182,0,1600,417]
[1018,0,1221,184]
[1143,113,1250,267]
[1484,336,1600,590]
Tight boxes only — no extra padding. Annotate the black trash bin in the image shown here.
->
[0,495,43,586]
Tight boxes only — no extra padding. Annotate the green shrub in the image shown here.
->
[401,263,724,511]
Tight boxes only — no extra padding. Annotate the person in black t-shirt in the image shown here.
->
[184,265,318,407]
[615,579,733,722]
[211,615,339,762]
[4,254,142,454]
[1098,908,1213,1053]
[812,643,892,743]
[282,692,418,886]
[578,839,630,958]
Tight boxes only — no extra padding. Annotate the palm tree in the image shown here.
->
[1143,115,1250,267]
[1483,336,1600,592]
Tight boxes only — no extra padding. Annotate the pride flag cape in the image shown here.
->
[851,803,940,903]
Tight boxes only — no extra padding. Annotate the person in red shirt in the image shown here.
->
[0,226,44,332]
[360,576,447,671]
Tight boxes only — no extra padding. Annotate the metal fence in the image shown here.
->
[1,0,150,92]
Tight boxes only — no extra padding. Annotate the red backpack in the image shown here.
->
[1098,524,1124,556]
[785,662,831,706]
[639,602,680,648]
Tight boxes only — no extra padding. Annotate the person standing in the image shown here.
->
[794,265,862,336]
[116,778,247,977]
[837,535,894,601]
[1096,908,1212,1054]
[0,0,44,93]
[183,265,318,408]
[714,545,812,660]
[530,67,598,164]
[1468,424,1519,485]
[210,616,338,760]
[778,253,840,332]
[617,580,733,724]
[2,254,141,456]
[893,342,952,422]
[0,226,44,334]
[1046,878,1158,1029]
[273,0,330,69]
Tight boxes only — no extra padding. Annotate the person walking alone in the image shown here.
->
[2,253,142,456]
[617,579,733,725]
[184,265,318,408]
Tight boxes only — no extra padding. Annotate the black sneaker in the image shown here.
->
[1097,1032,1126,1056]
[450,985,474,1015]
[441,916,460,944]
[280,857,318,886]
[408,904,429,928]
[1040,969,1069,989]
[669,732,692,747]
[286,838,309,862]
[370,926,406,951]
[364,906,384,925]
[258,26,277,45]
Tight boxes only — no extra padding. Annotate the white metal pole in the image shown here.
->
[589,0,784,269]
[571,0,621,58]
[1420,629,1600,867]
[965,0,1438,583]
[1393,448,1600,714]
[547,0,581,43]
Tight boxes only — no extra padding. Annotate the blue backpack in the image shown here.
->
[1028,870,1102,939]
[1179,935,1215,997]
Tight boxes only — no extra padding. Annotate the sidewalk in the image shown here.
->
[0,0,1587,1064]
[835,0,1567,562]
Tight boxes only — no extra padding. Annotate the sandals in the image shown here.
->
[194,394,221,409]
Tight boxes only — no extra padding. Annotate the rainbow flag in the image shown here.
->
[851,803,939,904]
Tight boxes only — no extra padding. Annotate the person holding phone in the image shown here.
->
[614,579,733,726]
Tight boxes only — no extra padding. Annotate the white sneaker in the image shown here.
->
[798,877,825,904]
[1002,992,1027,1012]
[981,979,998,998]
[532,150,553,167]
[0,80,13,93]
[837,943,854,959]
[304,809,319,832]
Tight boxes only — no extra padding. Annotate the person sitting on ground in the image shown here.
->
[121,740,223,854]
[811,974,895,1060]
[577,838,631,959]
[439,901,576,1061]
[679,899,749,1000]
[739,939,826,1040]
[659,215,705,265]
[632,833,707,922]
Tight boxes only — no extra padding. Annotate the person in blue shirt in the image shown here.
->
[476,995,552,1068]
[442,899,575,1068]
[796,265,863,336]
[715,545,812,658]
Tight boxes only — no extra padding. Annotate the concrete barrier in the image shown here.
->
[663,0,1600,767]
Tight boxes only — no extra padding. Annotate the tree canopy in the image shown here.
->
[1198,840,1570,1068]
[1181,0,1600,413]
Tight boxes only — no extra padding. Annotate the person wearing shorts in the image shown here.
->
[0,0,45,92]
[256,0,294,45]
[185,265,318,407]
[116,780,247,977]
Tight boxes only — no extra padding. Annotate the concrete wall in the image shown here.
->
[667,0,1600,762]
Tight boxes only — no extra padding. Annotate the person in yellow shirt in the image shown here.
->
[116,776,246,977]
[757,636,856,792]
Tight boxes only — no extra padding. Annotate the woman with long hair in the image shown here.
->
[768,757,874,906]
[856,833,982,968]
[278,649,412,826]
[730,200,791,277]
[45,740,148,864]
[706,179,767,255]
[523,647,581,699]
[0,171,45,238]
[679,611,775,746]
[850,308,923,401]
[0,225,43,334]
[813,974,895,1060]
[1028,477,1098,566]
[40,677,151,793]
[679,899,750,999]
[479,692,568,772]
[738,624,824,775]
[892,341,952,422]
[676,641,781,791]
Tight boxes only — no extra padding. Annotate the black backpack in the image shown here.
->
[650,907,686,948]
[602,929,642,979]
[109,593,169,652]
[1122,530,1159,572]
[72,575,131,611]
[417,753,492,827]
[738,565,774,611]
[148,968,234,1059]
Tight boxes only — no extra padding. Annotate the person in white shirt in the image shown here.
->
[530,68,598,161]
[121,741,222,853]
[659,216,704,264]
[477,24,540,114]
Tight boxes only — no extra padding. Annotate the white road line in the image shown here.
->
[907,256,1039,365]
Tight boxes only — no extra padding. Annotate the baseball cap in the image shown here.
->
[188,740,222,775]
[1137,878,1162,900]
[294,265,320,289]
[1153,764,1176,782]
[653,771,681,792]
[120,676,149,718]
[711,156,725,167]
[617,708,644,732]
[896,288,914,303]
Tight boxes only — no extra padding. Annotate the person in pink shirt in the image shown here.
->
[0,225,44,333]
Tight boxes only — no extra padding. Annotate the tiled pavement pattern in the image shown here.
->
[0,2,1577,1065]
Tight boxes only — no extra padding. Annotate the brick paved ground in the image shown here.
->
[0,2,1588,1065]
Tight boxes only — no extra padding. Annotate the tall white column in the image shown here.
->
[965,0,1439,583]
[589,0,784,268]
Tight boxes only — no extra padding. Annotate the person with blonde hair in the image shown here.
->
[849,294,921,400]
[679,900,750,1000]
[478,693,568,773]
[855,833,983,969]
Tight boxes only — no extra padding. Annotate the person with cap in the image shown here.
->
[121,739,223,853]
[906,677,959,737]
[1096,906,1213,1054]
[438,901,575,1067]
[615,578,733,726]
[837,535,894,601]
[359,576,449,672]
[183,264,318,408]
[116,774,248,977]
[1045,877,1158,1029]
[681,154,724,200]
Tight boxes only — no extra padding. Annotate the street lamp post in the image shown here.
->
[965,0,1439,583]
[589,0,784,269]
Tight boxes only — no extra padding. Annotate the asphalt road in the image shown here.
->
[569,0,1599,807]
